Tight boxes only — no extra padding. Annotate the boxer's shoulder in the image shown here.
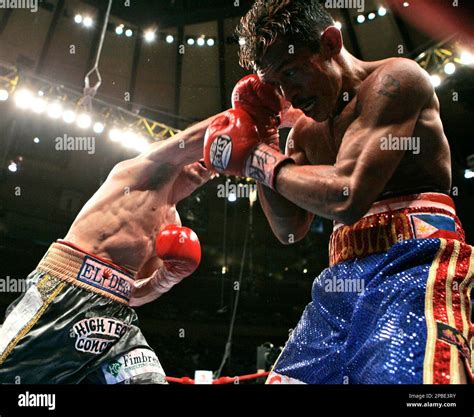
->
[358,58,433,107]
[108,157,141,180]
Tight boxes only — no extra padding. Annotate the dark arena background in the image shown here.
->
[0,0,473,415]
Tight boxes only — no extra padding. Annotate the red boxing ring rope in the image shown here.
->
[166,371,269,384]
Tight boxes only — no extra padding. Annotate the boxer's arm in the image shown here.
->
[129,266,167,307]
[276,63,434,224]
[144,113,226,167]
[275,63,432,224]
[130,207,182,306]
[109,112,226,187]
[130,223,201,307]
[257,125,314,244]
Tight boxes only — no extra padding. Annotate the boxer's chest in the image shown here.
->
[303,98,359,165]
[328,97,359,154]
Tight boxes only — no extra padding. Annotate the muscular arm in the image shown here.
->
[110,112,225,182]
[144,113,225,167]
[275,61,433,224]
[258,123,315,244]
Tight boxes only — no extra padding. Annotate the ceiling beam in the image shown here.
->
[82,0,252,29]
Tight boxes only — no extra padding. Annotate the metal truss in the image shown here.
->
[0,61,180,141]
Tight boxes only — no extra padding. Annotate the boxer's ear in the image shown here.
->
[320,26,343,59]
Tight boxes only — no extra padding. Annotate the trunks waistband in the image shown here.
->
[36,241,134,305]
[329,193,465,266]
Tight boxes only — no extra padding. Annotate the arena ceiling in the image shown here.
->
[84,0,254,28]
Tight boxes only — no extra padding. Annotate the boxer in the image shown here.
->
[0,116,214,384]
[204,0,473,384]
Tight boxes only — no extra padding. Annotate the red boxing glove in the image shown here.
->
[232,74,282,117]
[204,109,259,176]
[203,109,293,190]
[231,74,283,149]
[154,225,201,293]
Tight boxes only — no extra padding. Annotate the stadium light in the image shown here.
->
[77,113,92,129]
[0,89,8,101]
[14,89,33,109]
[63,110,77,124]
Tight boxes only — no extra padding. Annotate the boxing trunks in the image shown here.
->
[267,193,473,384]
[0,240,167,384]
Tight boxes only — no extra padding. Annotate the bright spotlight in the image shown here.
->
[32,97,47,113]
[74,14,83,24]
[144,30,156,42]
[368,12,376,20]
[63,110,76,124]
[166,35,174,43]
[403,1,409,7]
[357,14,365,23]
[207,38,215,46]
[460,51,474,65]
[249,188,257,204]
[134,138,150,153]
[303,268,308,274]
[109,128,123,142]
[187,38,195,45]
[228,192,237,202]
[77,113,91,129]
[93,122,105,134]
[33,137,40,144]
[121,131,139,149]
[238,37,246,46]
[378,7,387,16]
[444,62,456,75]
[0,89,8,101]
[197,37,205,46]
[430,75,442,88]
[464,169,474,179]
[47,102,63,119]
[125,29,133,37]
[15,89,33,109]
[115,25,124,35]
[83,16,93,27]
[8,162,17,173]
[334,21,342,30]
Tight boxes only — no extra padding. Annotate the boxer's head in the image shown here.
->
[237,0,343,122]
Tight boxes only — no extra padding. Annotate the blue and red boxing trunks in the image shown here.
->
[267,193,473,384]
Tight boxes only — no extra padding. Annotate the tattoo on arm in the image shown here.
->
[378,74,401,99]
[247,149,277,183]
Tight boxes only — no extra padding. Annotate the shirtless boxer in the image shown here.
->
[204,0,473,384]
[0,117,214,384]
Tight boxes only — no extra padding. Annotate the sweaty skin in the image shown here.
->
[64,116,216,305]
[256,27,451,244]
